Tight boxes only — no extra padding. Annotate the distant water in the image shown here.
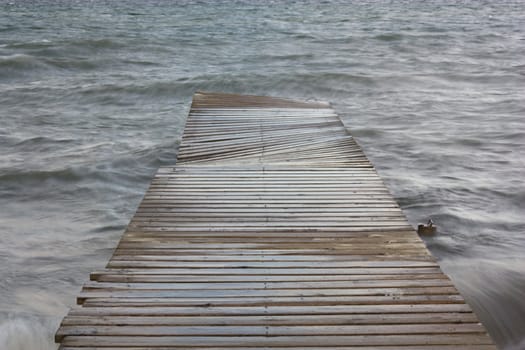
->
[1,0,524,349]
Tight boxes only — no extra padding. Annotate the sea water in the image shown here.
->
[1,1,524,349]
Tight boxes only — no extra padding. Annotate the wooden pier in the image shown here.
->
[56,92,496,349]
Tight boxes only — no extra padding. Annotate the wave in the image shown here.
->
[0,54,46,71]
[254,53,316,61]
[350,128,384,138]
[0,54,100,79]
[374,33,403,41]
[160,71,379,100]
[12,136,75,149]
[4,40,53,50]
[4,38,119,53]
[441,258,525,348]
[0,25,18,33]
[42,57,99,71]
[0,139,177,185]
[0,38,124,78]
[58,38,123,51]
[0,316,58,350]
[0,167,89,184]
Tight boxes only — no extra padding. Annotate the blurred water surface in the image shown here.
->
[0,1,524,349]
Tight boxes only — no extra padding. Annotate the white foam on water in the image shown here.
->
[0,317,58,350]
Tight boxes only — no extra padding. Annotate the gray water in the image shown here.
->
[1,1,524,349]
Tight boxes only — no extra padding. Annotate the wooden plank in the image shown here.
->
[76,295,467,307]
[92,274,449,284]
[68,304,475,316]
[60,347,496,350]
[55,92,495,349]
[60,334,495,347]
[57,323,487,342]
[60,313,480,326]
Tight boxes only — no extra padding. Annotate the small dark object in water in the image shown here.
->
[418,219,437,235]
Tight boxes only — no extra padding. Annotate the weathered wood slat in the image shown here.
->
[92,274,449,284]
[60,347,496,350]
[60,334,494,347]
[68,303,475,316]
[55,92,495,349]
[60,312,480,326]
[57,323,487,343]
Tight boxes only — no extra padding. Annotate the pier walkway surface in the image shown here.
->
[56,92,496,349]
